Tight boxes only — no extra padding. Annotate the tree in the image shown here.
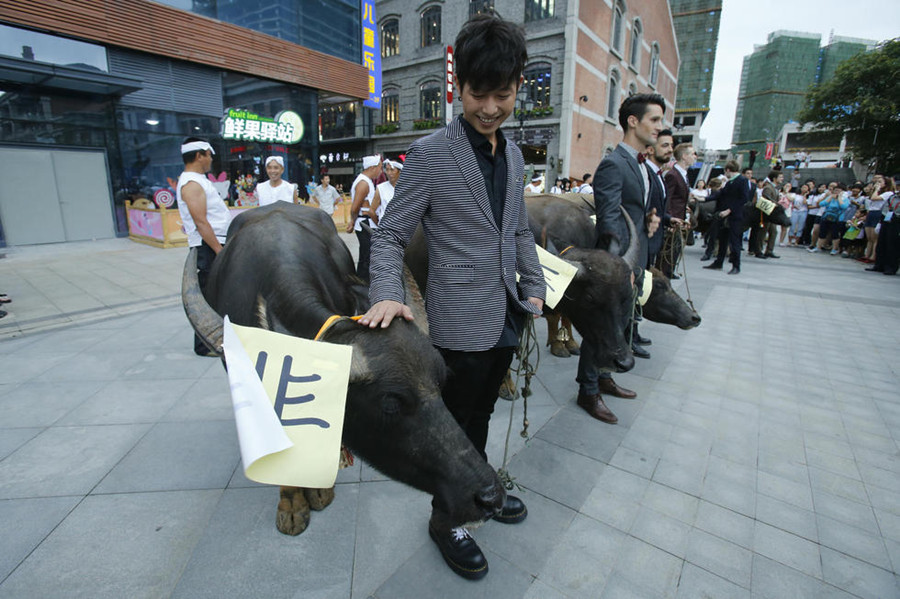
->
[798,38,900,174]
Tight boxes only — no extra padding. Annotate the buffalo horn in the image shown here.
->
[620,207,639,269]
[182,248,224,355]
[402,264,430,335]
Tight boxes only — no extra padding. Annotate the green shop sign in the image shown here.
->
[221,108,304,144]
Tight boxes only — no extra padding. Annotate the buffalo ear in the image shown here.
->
[402,265,429,335]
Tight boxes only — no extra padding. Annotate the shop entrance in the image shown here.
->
[0,147,115,246]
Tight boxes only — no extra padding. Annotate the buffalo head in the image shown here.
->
[641,267,701,330]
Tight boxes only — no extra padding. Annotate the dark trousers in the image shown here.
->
[715,221,742,268]
[801,214,816,246]
[355,226,371,282]
[437,346,515,461]
[194,241,217,355]
[875,217,900,274]
[704,217,721,255]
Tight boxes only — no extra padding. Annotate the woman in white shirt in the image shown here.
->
[789,184,809,246]
[256,156,299,206]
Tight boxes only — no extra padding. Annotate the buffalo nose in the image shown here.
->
[615,353,635,373]
[691,313,702,326]
[476,483,505,513]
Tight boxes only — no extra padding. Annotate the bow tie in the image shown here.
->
[637,153,646,164]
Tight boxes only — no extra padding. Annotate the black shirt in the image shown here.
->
[458,116,524,348]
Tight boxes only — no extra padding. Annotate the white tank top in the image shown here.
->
[375,180,395,225]
[350,173,375,232]
[176,171,231,247]
[256,179,296,206]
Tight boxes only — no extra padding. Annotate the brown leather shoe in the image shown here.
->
[597,377,637,399]
[577,392,618,424]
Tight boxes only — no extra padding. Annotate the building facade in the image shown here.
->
[0,0,369,247]
[370,0,679,186]
[731,30,873,165]
[669,0,721,150]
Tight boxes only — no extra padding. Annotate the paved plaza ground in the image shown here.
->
[0,233,898,599]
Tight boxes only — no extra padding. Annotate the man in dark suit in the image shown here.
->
[577,93,664,424]
[660,142,693,278]
[362,14,545,581]
[704,160,750,274]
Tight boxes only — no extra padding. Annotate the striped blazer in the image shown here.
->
[369,117,546,351]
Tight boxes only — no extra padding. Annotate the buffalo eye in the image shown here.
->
[381,395,402,419]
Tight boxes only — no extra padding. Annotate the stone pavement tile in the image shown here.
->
[812,489,879,535]
[757,450,808,484]
[94,421,238,494]
[694,500,755,549]
[162,375,235,422]
[609,446,658,480]
[885,538,900,573]
[858,461,900,494]
[22,327,116,353]
[0,351,70,385]
[57,379,193,426]
[758,433,806,464]
[875,508,900,543]
[684,527,752,588]
[651,455,707,497]
[629,506,692,557]
[226,460,268,489]
[523,579,570,599]
[820,546,900,599]
[360,460,390,482]
[535,405,626,464]
[0,381,106,428]
[752,521,822,579]
[0,333,44,353]
[42,350,148,383]
[852,446,900,474]
[805,447,861,480]
[536,514,627,599]
[804,431,855,460]
[700,471,756,517]
[707,455,757,488]
[507,438,605,511]
[349,481,432,598]
[667,424,714,455]
[581,488,641,533]
[123,348,220,380]
[676,562,750,599]
[610,535,683,598]
[846,428,899,455]
[0,490,219,599]
[642,481,699,524]
[478,490,577,576]
[817,514,893,570]
[0,428,42,461]
[757,470,813,511]
[809,466,869,505]
[598,572,660,599]
[842,413,893,441]
[173,487,356,599]
[0,424,150,499]
[755,494,818,542]
[0,496,80,580]
[709,436,757,467]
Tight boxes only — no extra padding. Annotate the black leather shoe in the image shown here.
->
[728,266,740,275]
[633,331,652,346]
[632,344,650,359]
[764,252,780,259]
[669,273,681,280]
[703,262,723,270]
[700,253,712,261]
[493,495,528,524]
[428,524,488,580]
[754,253,768,259]
[866,266,883,272]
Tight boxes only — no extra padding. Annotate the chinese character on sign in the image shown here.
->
[255,352,329,428]
[361,0,381,109]
[261,121,278,141]
[362,2,374,23]
[342,152,349,161]
[223,117,237,138]
[363,27,374,48]
[244,119,262,141]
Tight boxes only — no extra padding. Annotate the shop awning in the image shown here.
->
[0,56,143,96]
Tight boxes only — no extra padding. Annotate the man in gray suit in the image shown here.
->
[361,14,545,581]
[576,94,664,424]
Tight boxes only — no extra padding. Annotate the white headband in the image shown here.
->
[362,155,381,169]
[181,141,214,155]
[265,156,284,168]
[384,159,403,170]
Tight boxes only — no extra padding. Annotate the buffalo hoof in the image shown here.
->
[304,486,335,511]
[564,339,581,355]
[549,340,570,358]
[276,486,311,535]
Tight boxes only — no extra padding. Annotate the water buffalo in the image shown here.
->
[525,194,701,357]
[183,203,505,536]
[693,197,791,237]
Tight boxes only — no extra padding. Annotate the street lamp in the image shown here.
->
[516,86,534,147]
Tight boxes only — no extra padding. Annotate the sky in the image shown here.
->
[700,0,900,149]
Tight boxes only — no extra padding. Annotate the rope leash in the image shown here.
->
[496,316,539,491]
[661,226,696,312]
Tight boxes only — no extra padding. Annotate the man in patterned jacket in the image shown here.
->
[360,13,545,581]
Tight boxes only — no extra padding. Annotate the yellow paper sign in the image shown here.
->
[223,317,353,488]
[534,244,578,309]
[638,269,653,306]
[756,197,776,215]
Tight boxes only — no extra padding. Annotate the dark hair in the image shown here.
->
[741,167,753,175]
[725,160,740,173]
[454,14,527,93]
[768,170,782,181]
[659,129,674,138]
[181,136,211,165]
[617,93,666,131]
[582,173,592,181]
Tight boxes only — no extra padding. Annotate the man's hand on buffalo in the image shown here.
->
[527,296,544,317]
[670,217,685,229]
[646,207,661,238]
[360,299,415,328]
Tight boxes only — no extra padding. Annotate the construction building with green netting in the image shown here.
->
[732,31,874,166]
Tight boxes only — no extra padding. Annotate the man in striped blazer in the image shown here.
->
[361,14,545,581]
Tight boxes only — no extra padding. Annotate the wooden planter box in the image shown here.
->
[126,200,256,248]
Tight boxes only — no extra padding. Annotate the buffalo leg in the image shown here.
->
[498,369,516,400]
[303,486,335,511]
[562,317,580,355]
[545,312,570,358]
[276,486,311,536]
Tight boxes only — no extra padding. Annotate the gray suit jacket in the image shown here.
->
[369,118,546,351]
[593,144,649,270]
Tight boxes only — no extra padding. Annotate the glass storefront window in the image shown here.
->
[319,101,358,140]
[0,23,108,72]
